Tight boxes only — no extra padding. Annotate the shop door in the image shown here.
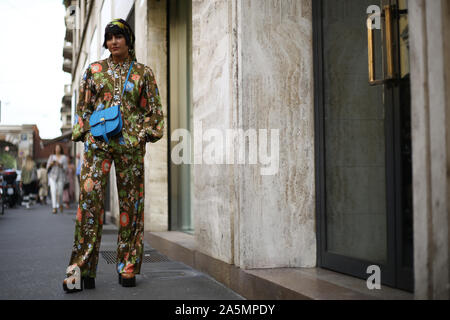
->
[313,0,413,291]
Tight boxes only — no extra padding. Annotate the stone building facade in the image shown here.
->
[64,0,450,299]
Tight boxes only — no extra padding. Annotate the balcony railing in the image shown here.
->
[63,59,72,74]
[65,28,73,43]
[64,84,72,96]
[60,102,71,112]
[63,42,73,60]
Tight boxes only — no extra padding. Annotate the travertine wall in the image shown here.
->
[237,0,316,268]
[409,0,450,300]
[192,0,316,268]
[192,0,236,264]
[145,0,169,232]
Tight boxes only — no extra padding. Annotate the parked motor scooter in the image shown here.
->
[0,170,20,208]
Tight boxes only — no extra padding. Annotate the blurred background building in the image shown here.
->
[62,0,450,300]
[0,124,71,169]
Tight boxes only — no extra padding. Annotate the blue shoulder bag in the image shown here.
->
[89,61,134,144]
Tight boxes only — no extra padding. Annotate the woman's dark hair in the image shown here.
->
[103,30,130,48]
[54,144,64,155]
[102,19,135,49]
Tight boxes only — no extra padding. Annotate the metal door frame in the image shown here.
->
[312,0,409,289]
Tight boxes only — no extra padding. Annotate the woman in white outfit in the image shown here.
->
[46,144,68,214]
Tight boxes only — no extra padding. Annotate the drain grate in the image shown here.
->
[100,250,171,264]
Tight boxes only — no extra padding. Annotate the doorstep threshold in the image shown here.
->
[144,231,413,300]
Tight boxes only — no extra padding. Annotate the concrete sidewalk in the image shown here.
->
[0,202,244,300]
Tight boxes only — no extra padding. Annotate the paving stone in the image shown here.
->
[0,203,244,300]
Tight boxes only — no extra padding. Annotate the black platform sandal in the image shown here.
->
[63,276,96,293]
[83,276,96,289]
[118,273,136,287]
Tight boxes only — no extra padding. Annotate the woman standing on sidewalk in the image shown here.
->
[63,19,164,293]
[37,163,48,205]
[46,144,68,214]
[20,155,38,209]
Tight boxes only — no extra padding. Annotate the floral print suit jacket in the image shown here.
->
[72,55,164,147]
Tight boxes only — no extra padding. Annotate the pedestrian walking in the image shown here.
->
[63,19,164,293]
[37,163,48,205]
[20,155,38,209]
[63,156,76,208]
[32,169,40,204]
[46,144,68,214]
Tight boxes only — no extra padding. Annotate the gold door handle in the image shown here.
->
[367,5,395,86]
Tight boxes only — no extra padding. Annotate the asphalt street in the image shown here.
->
[0,202,244,300]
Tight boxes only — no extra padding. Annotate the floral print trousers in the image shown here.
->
[67,134,146,279]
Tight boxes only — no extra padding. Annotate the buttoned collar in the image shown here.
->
[107,54,133,72]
